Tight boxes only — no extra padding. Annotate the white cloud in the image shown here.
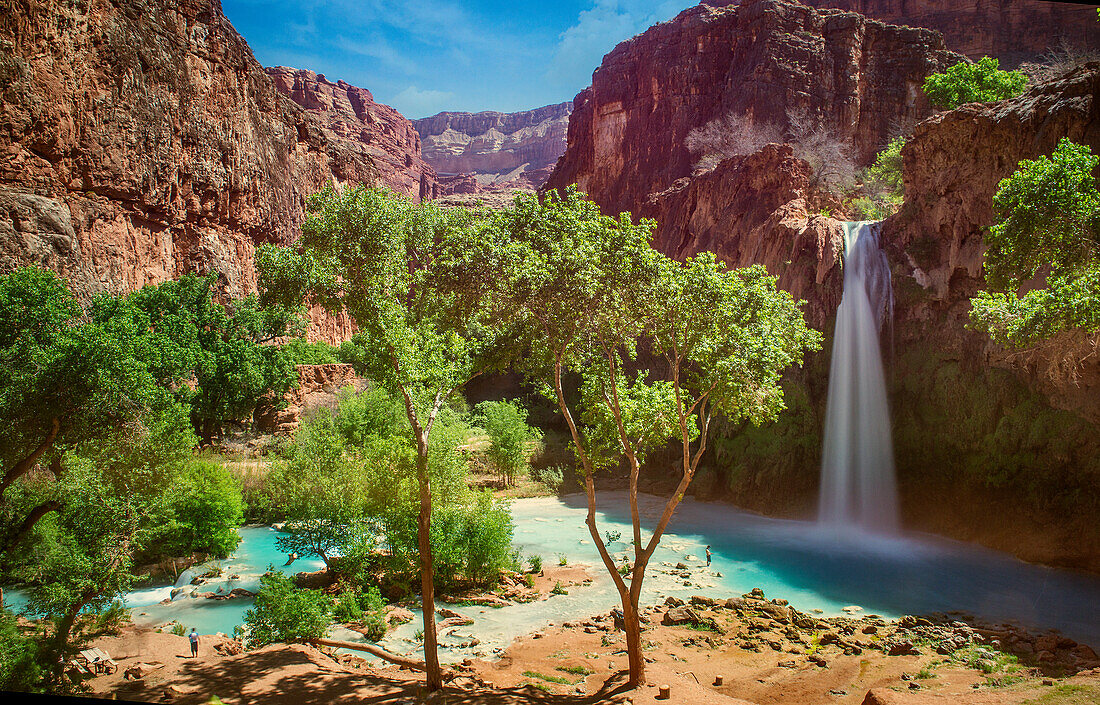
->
[545,0,684,90]
[389,85,457,118]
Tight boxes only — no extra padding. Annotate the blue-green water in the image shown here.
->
[6,493,1100,662]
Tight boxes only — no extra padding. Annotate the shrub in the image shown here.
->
[923,57,1027,109]
[165,461,244,558]
[529,464,564,492]
[474,400,541,486]
[244,571,332,648]
[685,112,783,168]
[170,622,186,637]
[382,491,514,591]
[0,610,42,692]
[528,554,543,574]
[282,338,340,366]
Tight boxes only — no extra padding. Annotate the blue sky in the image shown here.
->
[222,0,686,119]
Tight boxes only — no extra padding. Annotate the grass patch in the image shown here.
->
[550,649,571,659]
[1024,684,1100,704]
[523,670,572,685]
[685,619,723,633]
[551,581,569,595]
[525,681,553,693]
[556,665,594,677]
[916,667,937,680]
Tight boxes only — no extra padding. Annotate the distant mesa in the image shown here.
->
[266,66,439,201]
[414,103,572,191]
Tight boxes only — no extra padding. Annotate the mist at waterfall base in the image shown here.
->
[7,493,1100,660]
[819,221,900,534]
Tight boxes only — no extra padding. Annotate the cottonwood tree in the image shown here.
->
[970,137,1100,348]
[481,188,820,687]
[257,185,510,691]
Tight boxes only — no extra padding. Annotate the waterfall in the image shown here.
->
[818,221,899,534]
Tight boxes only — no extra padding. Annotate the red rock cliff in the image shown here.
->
[789,0,1100,65]
[267,67,438,201]
[414,103,571,189]
[0,0,411,341]
[547,0,961,225]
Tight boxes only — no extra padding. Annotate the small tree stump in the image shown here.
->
[714,674,725,686]
[658,684,671,699]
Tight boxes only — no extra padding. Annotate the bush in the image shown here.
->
[165,461,244,558]
[685,112,783,168]
[923,57,1027,109]
[282,338,341,366]
[527,554,542,574]
[382,491,514,591]
[244,571,333,648]
[529,464,564,492]
[0,610,42,692]
[475,400,541,486]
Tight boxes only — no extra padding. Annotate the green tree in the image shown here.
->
[10,402,195,684]
[243,571,332,648]
[156,460,244,559]
[970,138,1100,346]
[923,57,1027,109]
[851,136,906,220]
[0,609,42,692]
[482,188,819,687]
[258,186,511,691]
[474,400,541,486]
[105,274,301,444]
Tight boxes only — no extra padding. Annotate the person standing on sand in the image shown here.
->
[706,546,712,566]
[189,628,199,657]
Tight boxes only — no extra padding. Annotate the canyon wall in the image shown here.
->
[0,0,421,341]
[547,0,960,227]
[789,0,1100,65]
[414,103,570,189]
[266,67,438,201]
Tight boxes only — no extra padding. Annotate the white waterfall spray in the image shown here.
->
[818,221,899,534]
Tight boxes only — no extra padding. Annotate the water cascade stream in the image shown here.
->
[818,221,899,534]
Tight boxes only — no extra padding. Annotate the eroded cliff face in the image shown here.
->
[0,0,411,341]
[547,0,960,223]
[886,63,1100,425]
[643,144,845,329]
[790,0,1100,65]
[267,67,438,201]
[414,103,570,188]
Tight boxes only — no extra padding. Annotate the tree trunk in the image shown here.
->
[621,592,647,686]
[416,447,443,692]
[0,417,59,499]
[1,499,60,557]
[51,599,88,681]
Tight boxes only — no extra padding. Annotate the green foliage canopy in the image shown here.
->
[970,138,1100,347]
[922,57,1027,109]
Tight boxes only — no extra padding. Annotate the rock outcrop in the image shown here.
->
[414,103,570,188]
[0,0,413,341]
[254,363,365,435]
[886,62,1100,425]
[790,0,1100,65]
[547,0,961,223]
[266,67,438,201]
[643,144,845,328]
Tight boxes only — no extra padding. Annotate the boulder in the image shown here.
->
[662,606,703,627]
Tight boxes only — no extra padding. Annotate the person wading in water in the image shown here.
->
[706,545,712,566]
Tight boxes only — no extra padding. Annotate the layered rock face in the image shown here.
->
[644,144,845,328]
[414,103,570,188]
[791,0,1100,65]
[0,0,412,341]
[547,0,961,223]
[266,67,438,201]
[886,63,1100,424]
